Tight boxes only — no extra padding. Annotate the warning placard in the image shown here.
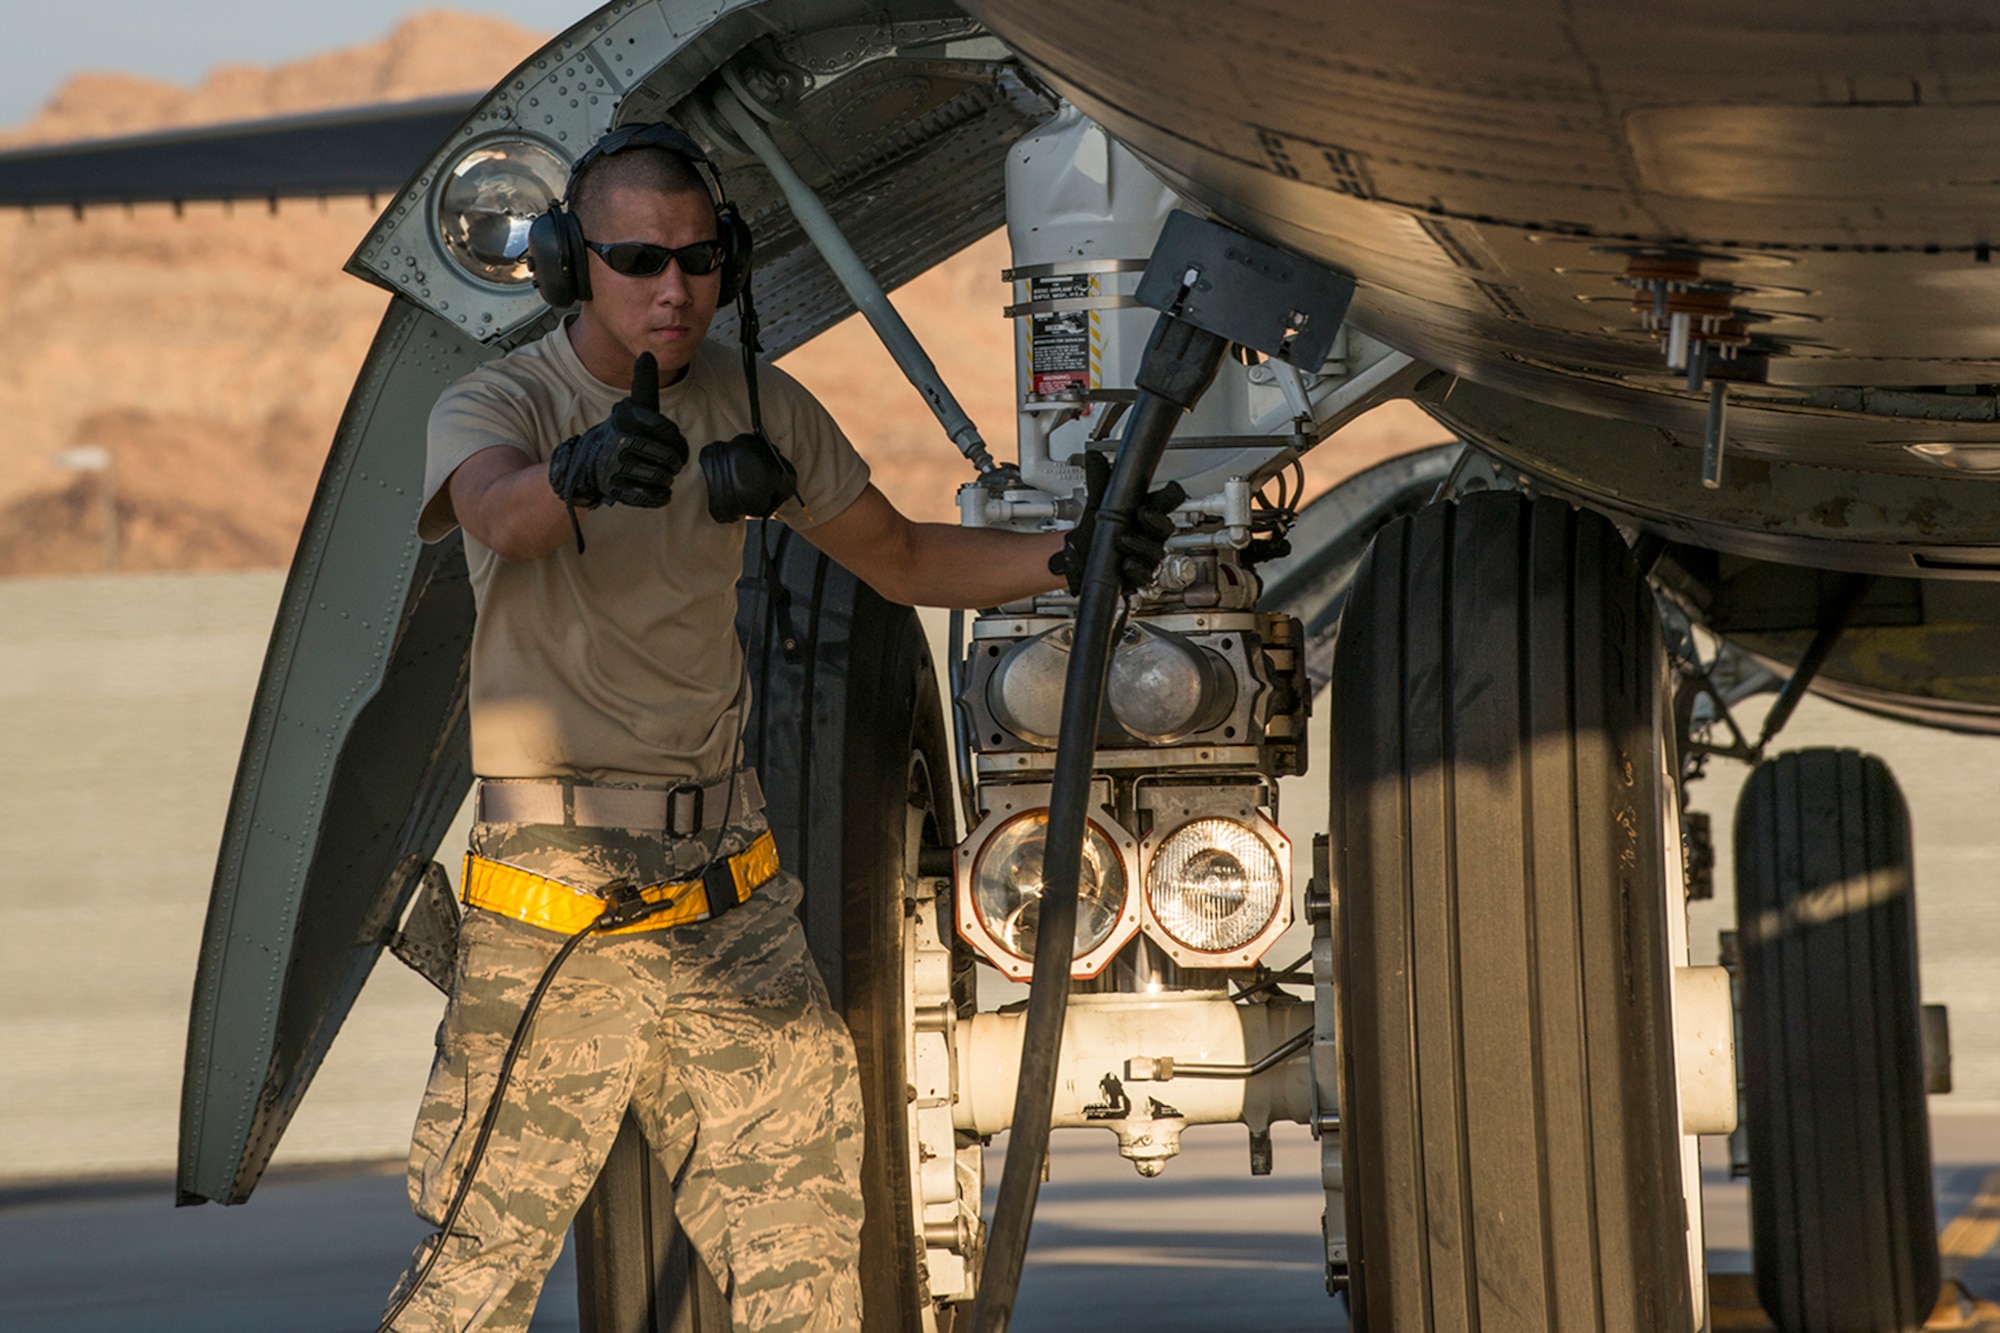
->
[1029,275,1091,396]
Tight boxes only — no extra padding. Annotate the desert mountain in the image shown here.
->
[0,11,548,147]
[0,8,1445,575]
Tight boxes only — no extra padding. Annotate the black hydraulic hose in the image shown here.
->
[971,319,1226,1333]
[1753,571,1874,756]
[947,608,980,838]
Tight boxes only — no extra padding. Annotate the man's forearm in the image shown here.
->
[892,523,1066,608]
[451,447,580,561]
[786,484,1067,609]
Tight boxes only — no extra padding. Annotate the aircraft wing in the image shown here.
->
[0,95,480,210]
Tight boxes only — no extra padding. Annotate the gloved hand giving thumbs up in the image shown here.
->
[549,352,690,514]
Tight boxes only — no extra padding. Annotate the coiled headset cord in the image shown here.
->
[375,527,779,1333]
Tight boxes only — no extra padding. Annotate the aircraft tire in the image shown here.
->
[1330,491,1694,1331]
[826,585,978,1333]
[1735,748,1939,1333]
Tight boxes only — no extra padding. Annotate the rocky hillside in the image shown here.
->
[0,11,547,148]
[0,9,1445,575]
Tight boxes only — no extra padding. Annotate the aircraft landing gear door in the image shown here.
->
[1330,493,1699,1331]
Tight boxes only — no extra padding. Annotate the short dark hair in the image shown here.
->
[569,147,714,232]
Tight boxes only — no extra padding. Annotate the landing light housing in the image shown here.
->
[1140,813,1292,968]
[955,796,1141,980]
[435,138,568,286]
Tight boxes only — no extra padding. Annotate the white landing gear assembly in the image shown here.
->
[909,106,1738,1333]
[724,89,1744,1333]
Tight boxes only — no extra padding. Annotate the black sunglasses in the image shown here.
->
[584,238,725,278]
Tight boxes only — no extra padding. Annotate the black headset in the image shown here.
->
[526,122,751,307]
[527,122,797,523]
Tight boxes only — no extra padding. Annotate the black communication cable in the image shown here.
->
[375,909,606,1333]
[378,526,781,1333]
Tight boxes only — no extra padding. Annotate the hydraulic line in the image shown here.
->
[1166,1027,1313,1080]
[970,317,1226,1333]
[712,87,996,474]
[947,608,980,837]
[1753,571,1875,755]
[1229,949,1313,1004]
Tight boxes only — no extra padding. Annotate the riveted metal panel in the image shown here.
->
[177,300,494,1206]
[345,0,755,339]
[344,0,1048,350]
[1415,373,2000,578]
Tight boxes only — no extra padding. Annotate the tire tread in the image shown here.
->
[1334,492,1692,1332]
[1737,748,1938,1333]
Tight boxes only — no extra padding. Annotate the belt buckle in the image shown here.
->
[666,782,704,838]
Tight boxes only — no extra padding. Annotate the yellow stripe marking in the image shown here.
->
[1089,273,1103,389]
[1707,1272,1771,1329]
[1708,1169,2000,1331]
[1942,1167,2000,1269]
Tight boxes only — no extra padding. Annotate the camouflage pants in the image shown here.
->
[384,812,864,1333]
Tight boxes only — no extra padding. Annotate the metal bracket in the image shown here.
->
[1134,212,1356,369]
[1308,830,1348,1293]
[388,862,460,995]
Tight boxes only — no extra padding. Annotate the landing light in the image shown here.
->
[1141,814,1292,967]
[957,805,1141,979]
[436,139,568,285]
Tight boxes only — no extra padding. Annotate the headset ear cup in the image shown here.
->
[699,432,797,524]
[527,202,590,307]
[526,208,568,306]
[561,205,591,303]
[716,206,753,304]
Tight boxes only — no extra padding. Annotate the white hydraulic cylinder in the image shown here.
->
[953,992,1313,1137]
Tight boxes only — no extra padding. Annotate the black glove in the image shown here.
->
[549,352,689,512]
[1049,450,1186,596]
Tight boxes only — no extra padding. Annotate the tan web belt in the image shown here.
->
[475,771,764,836]
[461,830,780,935]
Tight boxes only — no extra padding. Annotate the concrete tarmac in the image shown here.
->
[4,1121,1998,1331]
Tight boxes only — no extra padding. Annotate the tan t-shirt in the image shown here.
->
[420,321,871,784]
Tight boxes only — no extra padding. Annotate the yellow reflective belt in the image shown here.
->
[460,830,780,936]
